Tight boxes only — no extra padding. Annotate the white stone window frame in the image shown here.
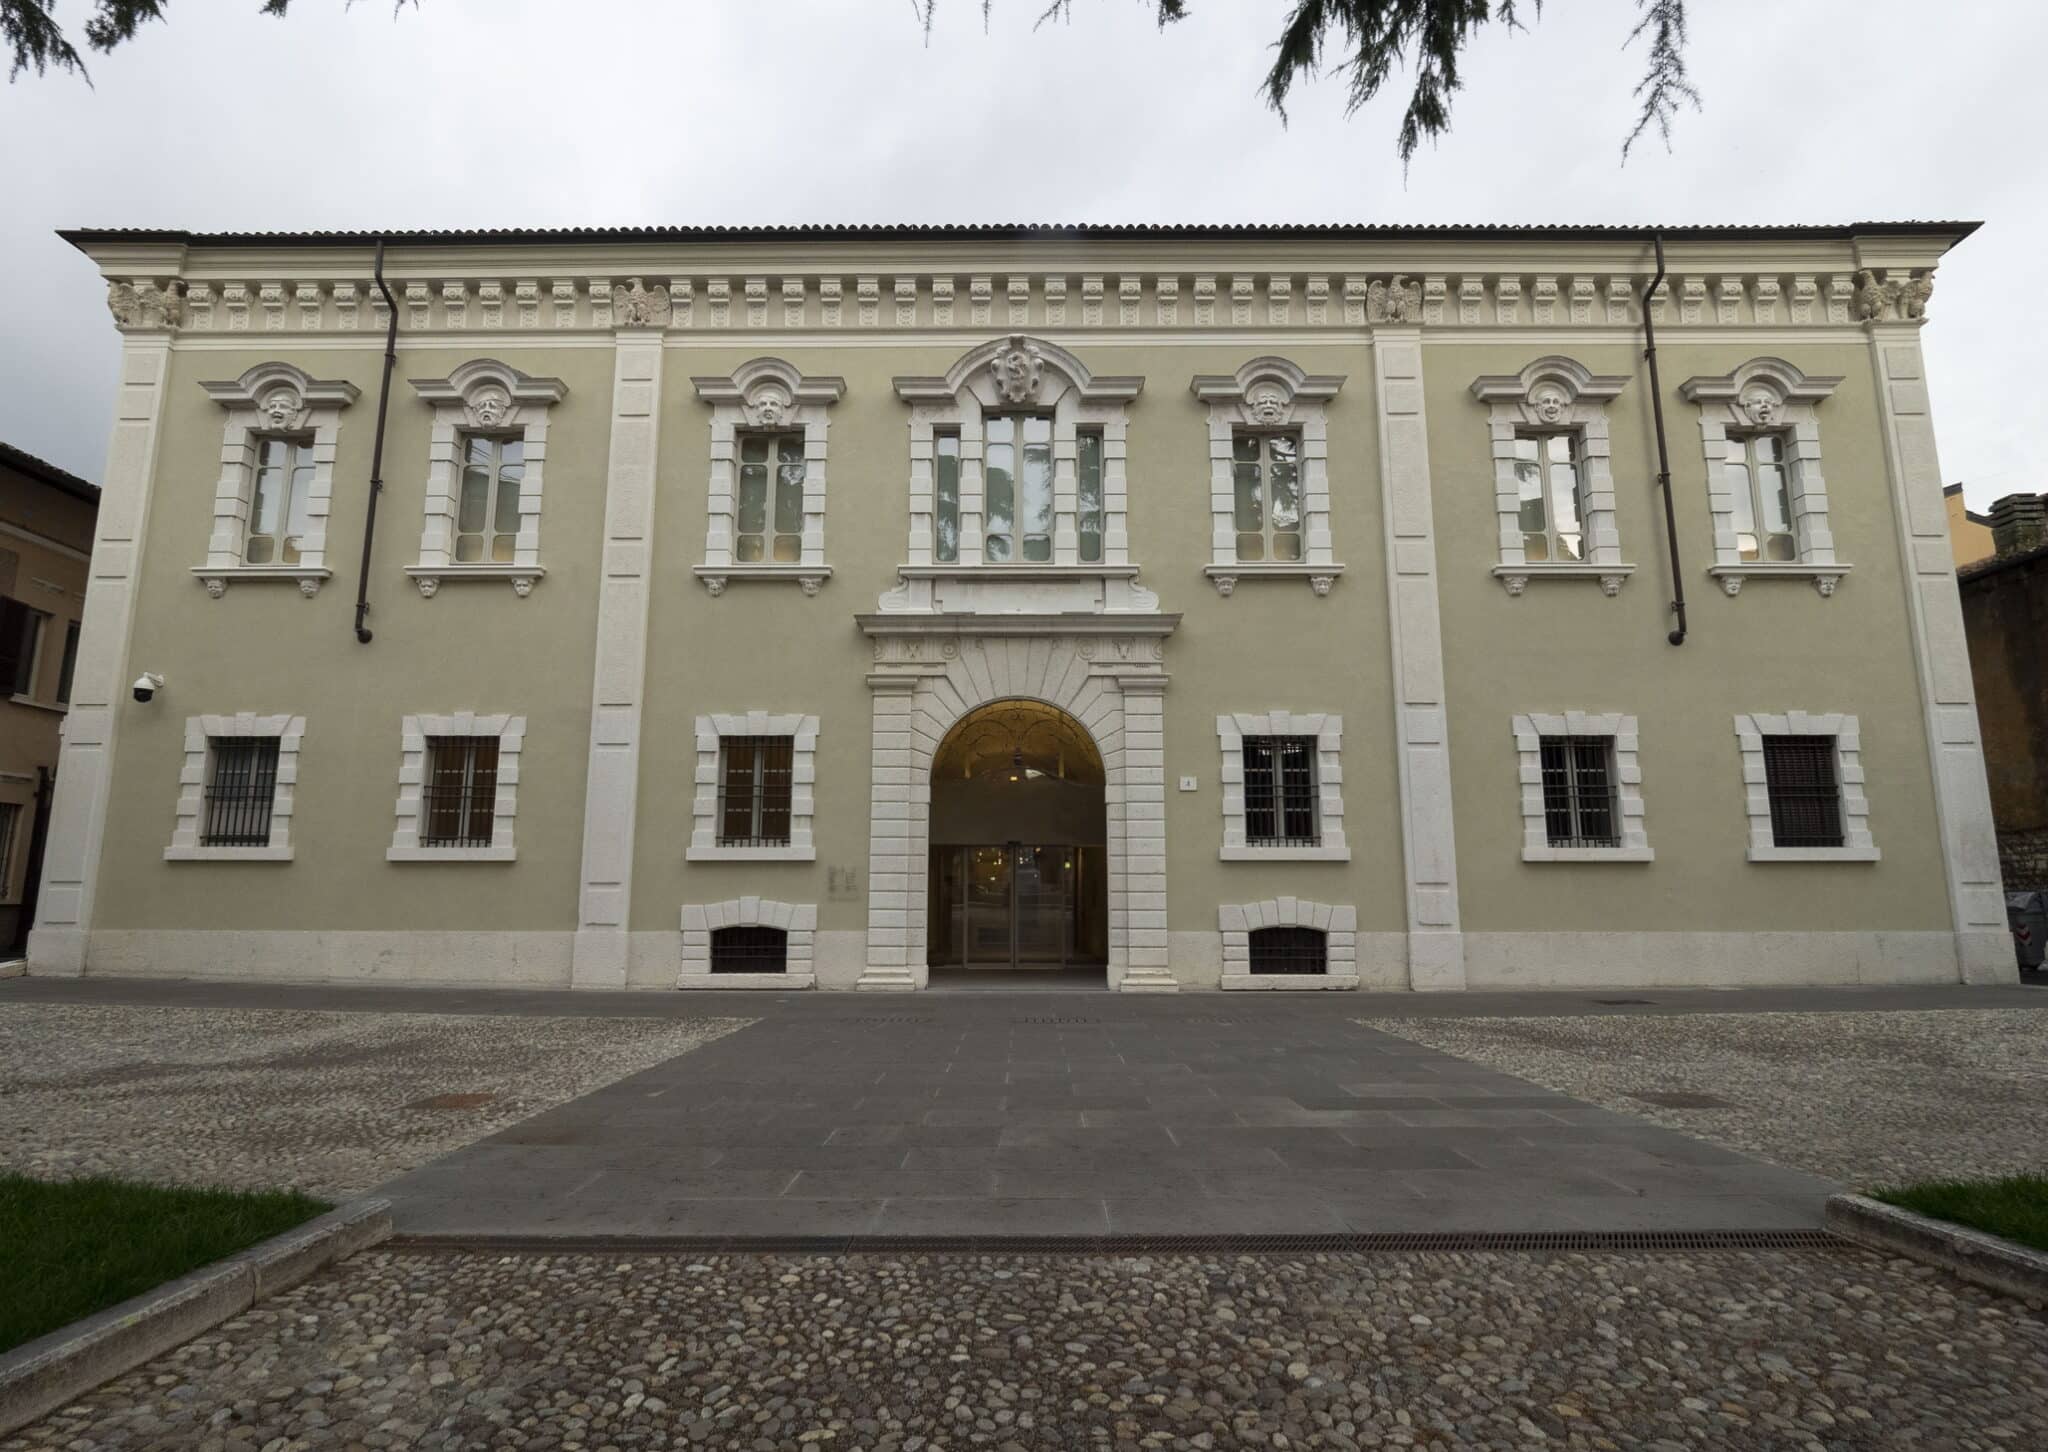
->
[164,712,303,862]
[1734,711,1879,862]
[679,897,818,989]
[1191,357,1346,596]
[406,359,567,597]
[195,363,359,598]
[885,335,1153,613]
[1511,712,1653,862]
[691,357,845,597]
[1217,710,1349,862]
[386,712,525,862]
[1679,358,1850,598]
[1218,898,1360,990]
[687,712,818,862]
[1470,356,1634,596]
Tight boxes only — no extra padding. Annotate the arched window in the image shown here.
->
[1248,926,1327,976]
[711,925,788,974]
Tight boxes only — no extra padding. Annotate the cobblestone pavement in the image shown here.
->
[0,1005,745,1198]
[7,1245,2047,1451]
[1363,1009,2048,1189]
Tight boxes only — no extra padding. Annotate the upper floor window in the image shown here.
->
[889,336,1143,611]
[737,432,806,563]
[1680,359,1849,598]
[408,359,566,598]
[246,436,316,565]
[1723,431,1796,563]
[1511,431,1588,563]
[1192,358,1343,596]
[692,358,843,596]
[1231,431,1304,562]
[421,735,501,848]
[0,598,48,698]
[1470,357,1631,596]
[196,363,359,597]
[455,435,524,565]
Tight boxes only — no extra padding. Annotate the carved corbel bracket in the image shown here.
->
[1209,574,1237,597]
[1498,573,1529,598]
[1307,575,1337,597]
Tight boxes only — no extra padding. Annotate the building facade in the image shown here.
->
[30,223,2015,992]
[0,443,96,955]
[1959,493,2048,892]
[1945,483,1995,568]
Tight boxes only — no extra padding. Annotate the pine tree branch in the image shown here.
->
[1621,0,1699,159]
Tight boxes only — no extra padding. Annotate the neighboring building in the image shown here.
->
[1945,483,1995,567]
[28,221,2015,992]
[1959,493,2048,892]
[0,442,97,953]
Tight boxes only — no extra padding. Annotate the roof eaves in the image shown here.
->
[0,441,101,505]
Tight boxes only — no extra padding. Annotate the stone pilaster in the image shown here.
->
[856,674,920,990]
[1114,676,1177,991]
[1372,329,1465,990]
[570,330,665,988]
[1866,324,2015,983]
[28,333,174,975]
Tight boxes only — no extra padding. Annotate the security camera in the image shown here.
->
[132,673,163,704]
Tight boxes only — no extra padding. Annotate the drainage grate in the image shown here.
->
[841,1016,937,1025]
[1592,998,1655,1006]
[1013,1017,1100,1025]
[404,1092,497,1111]
[1628,1091,1736,1109]
[390,1228,1846,1257]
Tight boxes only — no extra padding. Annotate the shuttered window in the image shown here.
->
[1762,735,1844,848]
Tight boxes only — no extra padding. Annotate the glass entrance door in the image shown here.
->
[934,843,1081,968]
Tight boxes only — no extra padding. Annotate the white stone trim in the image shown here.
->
[386,712,524,862]
[1733,712,1878,862]
[194,362,358,597]
[1511,712,1653,862]
[406,359,567,596]
[1678,357,1848,596]
[1375,331,1464,990]
[164,712,303,862]
[31,330,175,975]
[1218,898,1360,989]
[1216,711,1349,861]
[1864,322,2011,982]
[687,713,819,862]
[1470,356,1633,595]
[884,336,1153,614]
[1190,357,1345,594]
[678,897,818,989]
[857,620,1177,993]
[690,357,844,595]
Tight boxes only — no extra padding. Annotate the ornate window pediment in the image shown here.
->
[1680,359,1849,596]
[195,363,360,597]
[1469,357,1633,596]
[690,358,845,595]
[1190,358,1345,596]
[883,336,1154,615]
[406,359,567,596]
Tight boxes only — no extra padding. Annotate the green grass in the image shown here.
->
[0,1173,331,1354]
[1871,1173,2048,1255]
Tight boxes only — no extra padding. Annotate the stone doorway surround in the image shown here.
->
[855,615,1179,992]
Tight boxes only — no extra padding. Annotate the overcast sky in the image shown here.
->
[2,0,2040,507]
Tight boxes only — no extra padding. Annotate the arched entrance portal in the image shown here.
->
[928,700,1109,977]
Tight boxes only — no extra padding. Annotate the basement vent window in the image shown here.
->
[1248,926,1327,976]
[710,925,788,974]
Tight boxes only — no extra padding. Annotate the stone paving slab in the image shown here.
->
[376,996,1839,1237]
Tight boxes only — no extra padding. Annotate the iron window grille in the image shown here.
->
[718,735,794,847]
[1761,735,1844,847]
[710,925,789,974]
[1248,926,1327,975]
[200,736,281,847]
[1538,735,1621,848]
[420,735,500,849]
[1242,735,1320,847]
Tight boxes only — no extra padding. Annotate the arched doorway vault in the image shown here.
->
[929,701,1108,974]
[856,620,1177,992]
